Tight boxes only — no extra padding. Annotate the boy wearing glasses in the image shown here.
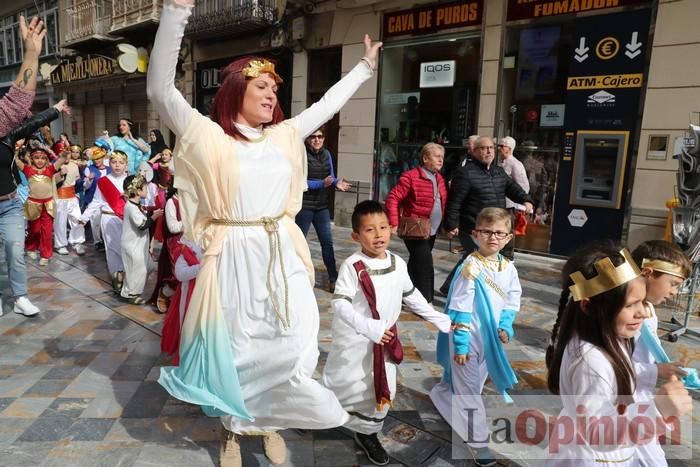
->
[430,207,521,467]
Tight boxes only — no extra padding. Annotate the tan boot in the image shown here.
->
[219,427,241,467]
[262,432,287,465]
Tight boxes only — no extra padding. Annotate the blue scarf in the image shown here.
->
[639,322,700,389]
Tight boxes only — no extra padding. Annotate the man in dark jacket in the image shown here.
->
[439,136,533,294]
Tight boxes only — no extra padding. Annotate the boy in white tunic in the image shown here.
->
[120,174,163,304]
[430,207,521,467]
[322,200,451,466]
[630,240,691,466]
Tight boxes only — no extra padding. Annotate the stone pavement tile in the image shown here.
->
[0,364,16,379]
[80,381,141,419]
[85,351,130,377]
[1,397,54,418]
[0,338,50,365]
[95,314,132,331]
[0,397,14,412]
[381,416,451,466]
[23,379,72,398]
[189,416,220,442]
[120,382,170,419]
[64,418,116,441]
[104,323,149,353]
[105,417,194,443]
[312,438,367,466]
[0,418,33,444]
[112,304,164,334]
[110,357,158,381]
[60,369,114,399]
[133,443,217,467]
[160,398,203,418]
[41,441,142,467]
[0,441,56,467]
[59,319,104,339]
[16,415,75,441]
[40,365,85,381]
[40,398,91,418]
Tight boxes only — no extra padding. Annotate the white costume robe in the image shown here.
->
[322,251,451,434]
[632,302,667,466]
[430,254,521,448]
[546,336,664,466]
[54,161,85,248]
[120,201,153,298]
[80,173,126,274]
[149,0,377,432]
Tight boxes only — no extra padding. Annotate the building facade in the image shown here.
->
[43,0,696,256]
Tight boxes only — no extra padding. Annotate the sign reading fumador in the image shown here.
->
[566,73,643,90]
[50,55,115,85]
[507,0,648,21]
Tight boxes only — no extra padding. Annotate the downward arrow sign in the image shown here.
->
[625,31,643,59]
[574,36,589,62]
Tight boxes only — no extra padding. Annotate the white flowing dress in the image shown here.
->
[149,0,374,432]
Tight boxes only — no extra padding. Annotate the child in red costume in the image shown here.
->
[16,148,67,265]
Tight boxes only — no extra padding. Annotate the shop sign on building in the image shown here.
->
[419,60,456,88]
[567,209,588,227]
[506,0,649,21]
[50,55,115,85]
[383,0,483,38]
[540,104,565,127]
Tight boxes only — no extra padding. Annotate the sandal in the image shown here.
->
[127,295,146,305]
[111,273,121,294]
[156,287,170,314]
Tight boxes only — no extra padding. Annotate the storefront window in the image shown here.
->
[376,35,480,201]
[498,21,574,252]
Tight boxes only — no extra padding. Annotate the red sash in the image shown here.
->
[97,177,125,220]
[353,260,403,411]
[161,244,200,365]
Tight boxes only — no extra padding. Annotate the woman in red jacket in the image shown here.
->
[386,143,447,303]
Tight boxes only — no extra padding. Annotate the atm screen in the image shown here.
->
[570,132,628,208]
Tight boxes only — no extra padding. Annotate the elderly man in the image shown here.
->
[439,136,533,295]
[499,136,530,259]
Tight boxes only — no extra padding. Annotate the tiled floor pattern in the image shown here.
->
[0,226,698,465]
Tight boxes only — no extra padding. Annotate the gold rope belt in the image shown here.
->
[209,214,289,329]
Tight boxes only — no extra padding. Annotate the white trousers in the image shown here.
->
[54,197,85,248]
[430,332,489,448]
[101,214,124,274]
[88,209,102,244]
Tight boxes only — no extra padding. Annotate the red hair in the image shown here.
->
[209,56,285,141]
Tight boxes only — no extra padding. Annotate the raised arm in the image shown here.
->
[146,0,194,136]
[293,35,381,138]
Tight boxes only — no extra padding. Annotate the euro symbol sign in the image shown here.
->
[596,37,619,60]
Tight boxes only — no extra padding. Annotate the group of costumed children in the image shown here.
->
[322,201,695,467]
[15,135,195,337]
[15,129,697,466]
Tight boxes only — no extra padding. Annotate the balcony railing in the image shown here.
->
[186,0,277,38]
[111,0,162,33]
[63,0,113,47]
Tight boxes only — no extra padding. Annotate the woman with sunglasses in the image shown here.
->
[295,126,351,293]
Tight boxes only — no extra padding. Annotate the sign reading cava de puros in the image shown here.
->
[383,0,483,38]
[50,55,115,85]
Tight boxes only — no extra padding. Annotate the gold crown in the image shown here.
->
[641,258,688,280]
[569,248,641,302]
[241,59,283,83]
[126,174,146,195]
[110,150,128,162]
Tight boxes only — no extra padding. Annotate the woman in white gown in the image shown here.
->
[147,0,381,465]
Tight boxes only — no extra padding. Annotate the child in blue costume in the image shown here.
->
[430,207,520,467]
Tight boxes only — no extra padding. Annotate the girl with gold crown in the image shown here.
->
[79,150,129,293]
[545,243,692,466]
[148,0,380,464]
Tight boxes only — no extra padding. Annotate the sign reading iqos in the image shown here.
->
[419,60,456,88]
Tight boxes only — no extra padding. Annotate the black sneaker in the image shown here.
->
[472,446,497,466]
[354,432,390,466]
[95,242,105,252]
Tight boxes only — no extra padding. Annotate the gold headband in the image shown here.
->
[89,147,106,161]
[641,258,688,280]
[126,174,146,195]
[569,248,641,302]
[70,145,82,152]
[110,150,128,162]
[241,59,283,83]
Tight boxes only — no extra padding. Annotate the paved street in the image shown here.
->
[0,225,699,466]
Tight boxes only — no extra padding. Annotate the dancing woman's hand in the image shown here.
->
[362,34,382,69]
